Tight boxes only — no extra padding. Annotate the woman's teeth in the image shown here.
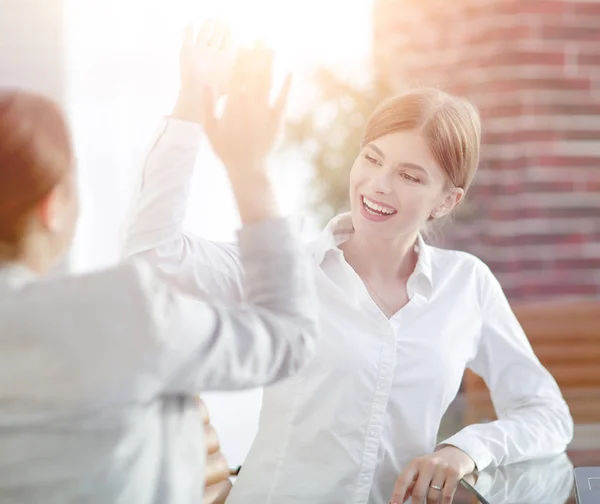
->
[362,196,396,215]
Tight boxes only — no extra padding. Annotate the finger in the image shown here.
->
[239,46,272,87]
[440,484,457,504]
[219,30,236,97]
[390,465,418,504]
[247,47,273,105]
[201,85,218,142]
[182,24,195,50]
[196,18,213,47]
[403,479,416,503]
[228,47,268,100]
[220,24,235,54]
[271,73,292,120]
[440,467,461,504]
[427,469,446,504]
[410,462,436,504]
[227,49,252,105]
[208,18,227,49]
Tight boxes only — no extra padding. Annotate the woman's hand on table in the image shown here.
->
[390,446,475,504]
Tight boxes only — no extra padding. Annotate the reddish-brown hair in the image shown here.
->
[0,90,73,246]
[361,88,481,194]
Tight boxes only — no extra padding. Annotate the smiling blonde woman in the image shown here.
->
[124,22,574,504]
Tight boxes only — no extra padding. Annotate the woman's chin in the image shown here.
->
[353,216,398,239]
[351,209,419,241]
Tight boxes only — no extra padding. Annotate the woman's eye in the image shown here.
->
[364,154,381,165]
[401,173,420,183]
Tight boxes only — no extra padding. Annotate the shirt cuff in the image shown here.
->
[438,430,493,472]
[158,116,203,149]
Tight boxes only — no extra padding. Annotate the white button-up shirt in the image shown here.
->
[0,216,317,504]
[124,118,574,504]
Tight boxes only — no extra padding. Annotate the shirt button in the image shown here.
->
[370,431,377,437]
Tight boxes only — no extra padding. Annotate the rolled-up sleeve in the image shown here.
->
[440,264,574,470]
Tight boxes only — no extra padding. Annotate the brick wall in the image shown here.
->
[373,0,600,301]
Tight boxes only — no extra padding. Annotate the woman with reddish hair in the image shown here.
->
[124,23,574,504]
[0,91,78,268]
[0,41,319,504]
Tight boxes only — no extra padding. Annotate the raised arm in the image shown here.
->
[157,41,313,390]
[122,20,244,302]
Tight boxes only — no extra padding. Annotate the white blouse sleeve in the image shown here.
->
[122,117,244,304]
[440,263,573,470]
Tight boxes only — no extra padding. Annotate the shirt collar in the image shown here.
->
[307,212,434,298]
[411,233,433,299]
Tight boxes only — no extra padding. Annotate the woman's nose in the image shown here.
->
[371,170,394,194]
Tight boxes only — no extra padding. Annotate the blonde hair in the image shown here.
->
[361,88,481,194]
[0,90,72,250]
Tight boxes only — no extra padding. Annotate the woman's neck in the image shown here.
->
[0,238,51,275]
[341,231,419,283]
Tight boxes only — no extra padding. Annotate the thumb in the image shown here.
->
[271,73,293,124]
[182,24,194,52]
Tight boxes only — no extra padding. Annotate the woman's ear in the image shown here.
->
[37,187,62,233]
[431,187,465,219]
[447,187,465,213]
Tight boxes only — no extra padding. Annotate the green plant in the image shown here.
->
[285,66,388,227]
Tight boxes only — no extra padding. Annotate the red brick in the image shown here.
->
[514,282,598,298]
[483,233,588,247]
[459,47,565,68]
[545,283,598,296]
[523,180,576,192]
[532,101,600,116]
[537,156,600,168]
[478,102,523,120]
[569,2,600,17]
[485,77,591,93]
[480,158,530,172]
[503,182,523,195]
[555,258,600,270]
[539,207,600,219]
[504,50,566,66]
[458,23,535,47]
[487,207,547,221]
[540,24,600,42]
[485,129,558,144]
[561,130,600,142]
[520,0,567,15]
[576,51,600,67]
[492,259,547,273]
